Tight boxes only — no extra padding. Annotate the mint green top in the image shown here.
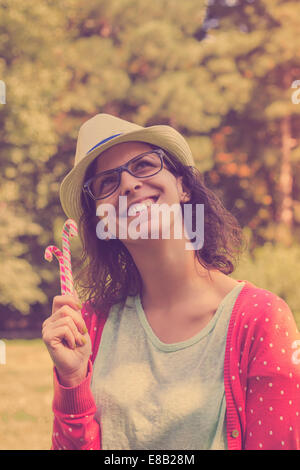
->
[90,282,246,450]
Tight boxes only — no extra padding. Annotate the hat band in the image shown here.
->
[86,133,123,154]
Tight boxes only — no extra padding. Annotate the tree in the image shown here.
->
[0,0,209,322]
[201,0,300,246]
[2,0,299,328]
[0,0,78,319]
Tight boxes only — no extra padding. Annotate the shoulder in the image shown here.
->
[234,281,296,330]
[230,281,299,361]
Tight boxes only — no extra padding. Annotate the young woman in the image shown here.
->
[42,113,300,450]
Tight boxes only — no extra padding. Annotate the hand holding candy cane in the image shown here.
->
[44,219,78,296]
[42,219,91,386]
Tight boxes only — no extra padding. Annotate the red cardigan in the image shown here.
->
[51,279,300,450]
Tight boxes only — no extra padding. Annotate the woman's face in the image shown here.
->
[92,141,189,242]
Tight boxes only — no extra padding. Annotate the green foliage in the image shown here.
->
[0,204,47,313]
[232,241,300,328]
[1,0,300,325]
[0,0,69,316]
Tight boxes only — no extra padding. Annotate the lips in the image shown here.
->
[127,195,159,216]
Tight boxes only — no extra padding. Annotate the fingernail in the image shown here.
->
[79,326,87,335]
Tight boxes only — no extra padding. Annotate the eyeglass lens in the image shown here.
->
[90,152,162,199]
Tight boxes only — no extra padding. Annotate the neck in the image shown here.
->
[122,236,220,312]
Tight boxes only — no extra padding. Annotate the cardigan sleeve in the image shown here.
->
[50,302,103,450]
[51,359,101,450]
[242,296,300,450]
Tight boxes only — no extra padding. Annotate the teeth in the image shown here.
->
[128,198,156,216]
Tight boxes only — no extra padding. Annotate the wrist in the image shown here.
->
[56,363,89,387]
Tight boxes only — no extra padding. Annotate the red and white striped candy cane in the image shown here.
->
[44,219,78,296]
[44,245,69,294]
[62,219,78,295]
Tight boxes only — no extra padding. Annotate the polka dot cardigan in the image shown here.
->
[51,280,300,450]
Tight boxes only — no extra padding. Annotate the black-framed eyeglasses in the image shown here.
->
[83,148,174,200]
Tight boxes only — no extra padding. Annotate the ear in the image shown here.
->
[181,192,191,203]
[176,175,191,203]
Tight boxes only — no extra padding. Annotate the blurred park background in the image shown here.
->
[1,0,300,449]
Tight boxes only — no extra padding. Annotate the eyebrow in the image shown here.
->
[93,149,158,176]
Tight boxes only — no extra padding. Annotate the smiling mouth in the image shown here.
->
[127,195,159,217]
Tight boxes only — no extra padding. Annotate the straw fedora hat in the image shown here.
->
[59,113,195,224]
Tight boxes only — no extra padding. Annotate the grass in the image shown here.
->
[0,339,53,450]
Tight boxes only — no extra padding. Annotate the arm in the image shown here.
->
[51,359,101,450]
[243,298,300,450]
[43,296,103,450]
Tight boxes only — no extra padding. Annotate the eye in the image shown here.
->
[136,161,152,169]
[91,173,119,197]
[131,156,158,174]
[101,175,116,187]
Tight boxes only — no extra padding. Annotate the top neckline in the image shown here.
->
[134,280,247,352]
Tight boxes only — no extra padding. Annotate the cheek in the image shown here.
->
[95,201,116,225]
[149,173,178,197]
[95,192,118,211]
[95,201,102,218]
[164,179,184,202]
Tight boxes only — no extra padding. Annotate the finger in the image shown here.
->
[50,316,86,346]
[43,323,77,350]
[42,317,49,332]
[52,294,82,316]
[51,324,77,350]
[50,305,87,335]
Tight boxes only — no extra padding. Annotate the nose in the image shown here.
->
[119,170,143,197]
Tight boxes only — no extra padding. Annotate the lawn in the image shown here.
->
[0,339,54,450]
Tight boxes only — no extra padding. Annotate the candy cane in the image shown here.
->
[44,219,78,296]
[44,245,69,295]
[62,219,78,295]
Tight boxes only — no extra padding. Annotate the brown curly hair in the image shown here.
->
[72,147,248,315]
